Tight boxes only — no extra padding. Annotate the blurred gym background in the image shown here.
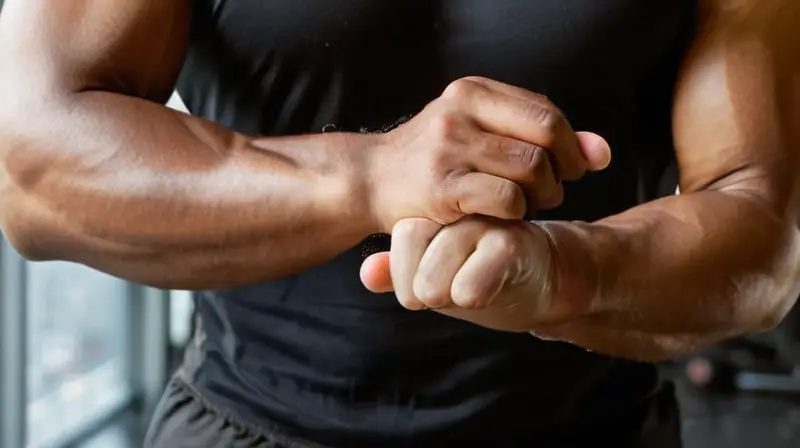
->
[1,2,799,448]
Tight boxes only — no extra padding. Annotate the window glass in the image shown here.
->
[26,262,131,448]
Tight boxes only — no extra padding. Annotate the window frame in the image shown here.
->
[1,238,28,448]
[0,236,172,447]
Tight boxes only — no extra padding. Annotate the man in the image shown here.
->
[0,0,798,446]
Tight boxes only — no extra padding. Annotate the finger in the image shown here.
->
[450,231,517,309]
[533,182,564,212]
[444,77,603,180]
[444,77,585,180]
[576,131,611,171]
[360,252,393,293]
[390,218,442,311]
[448,172,527,219]
[412,221,481,309]
[475,133,564,210]
[467,77,611,172]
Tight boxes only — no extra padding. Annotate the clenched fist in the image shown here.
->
[360,216,578,332]
[367,77,610,233]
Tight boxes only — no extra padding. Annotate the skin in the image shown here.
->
[361,0,800,362]
[0,0,608,289]
[0,0,796,364]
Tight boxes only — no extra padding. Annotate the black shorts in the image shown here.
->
[144,372,683,448]
[143,373,325,448]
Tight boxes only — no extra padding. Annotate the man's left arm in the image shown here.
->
[533,0,800,361]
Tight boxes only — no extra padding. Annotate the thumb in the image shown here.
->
[360,252,394,293]
[576,131,611,171]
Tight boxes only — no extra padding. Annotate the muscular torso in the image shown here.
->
[176,1,696,445]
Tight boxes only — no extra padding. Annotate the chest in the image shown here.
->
[196,0,695,97]
[183,1,695,218]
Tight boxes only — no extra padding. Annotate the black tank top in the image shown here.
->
[176,1,696,446]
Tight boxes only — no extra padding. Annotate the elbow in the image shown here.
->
[734,288,798,338]
[1,224,52,262]
[0,153,55,262]
[647,274,800,362]
[754,261,800,333]
[754,229,800,333]
[588,336,707,364]
[0,112,62,261]
[3,231,52,262]
[0,190,56,262]
[635,337,709,364]
[754,289,799,334]
[726,210,800,334]
[0,97,76,262]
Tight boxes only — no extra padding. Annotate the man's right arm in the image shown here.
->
[0,0,604,291]
[0,0,377,289]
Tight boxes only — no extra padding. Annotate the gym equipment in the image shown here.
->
[682,302,800,397]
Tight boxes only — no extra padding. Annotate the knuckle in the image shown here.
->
[511,142,547,178]
[523,103,561,146]
[392,218,426,240]
[451,285,485,309]
[414,284,450,309]
[494,181,525,215]
[397,295,427,311]
[442,78,475,99]
[461,75,490,84]
[431,205,462,227]
[432,183,465,224]
[392,218,444,242]
[487,230,520,257]
[442,78,478,100]
[532,91,550,101]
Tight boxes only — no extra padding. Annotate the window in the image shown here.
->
[0,84,184,448]
[26,262,132,448]
[170,290,194,349]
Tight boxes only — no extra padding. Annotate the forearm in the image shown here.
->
[531,313,728,363]
[542,189,800,342]
[0,91,376,289]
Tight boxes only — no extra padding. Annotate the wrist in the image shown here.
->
[361,131,399,234]
[275,130,382,240]
[328,131,385,236]
[533,220,606,319]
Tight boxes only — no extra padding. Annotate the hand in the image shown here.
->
[360,216,578,332]
[367,76,611,233]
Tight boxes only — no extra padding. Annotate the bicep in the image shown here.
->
[0,0,191,103]
[671,0,800,210]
